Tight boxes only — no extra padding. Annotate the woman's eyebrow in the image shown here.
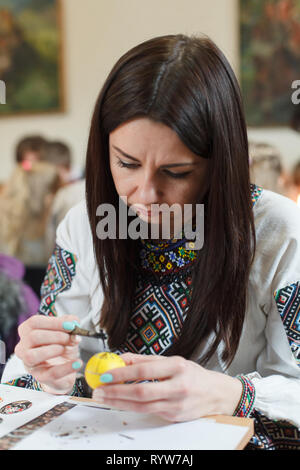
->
[113,145,139,161]
[112,145,196,168]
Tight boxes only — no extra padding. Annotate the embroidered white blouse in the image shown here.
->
[2,186,300,429]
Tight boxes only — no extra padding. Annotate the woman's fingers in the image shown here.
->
[18,314,80,336]
[92,356,210,422]
[15,314,81,364]
[94,377,182,403]
[41,372,78,394]
[92,356,189,407]
[93,396,172,416]
[103,355,187,384]
[17,342,80,369]
[26,358,82,386]
[16,343,65,368]
[17,330,78,350]
[14,314,83,394]
[120,352,168,365]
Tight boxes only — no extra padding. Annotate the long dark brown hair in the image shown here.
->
[85,34,256,368]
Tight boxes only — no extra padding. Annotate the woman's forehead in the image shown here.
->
[109,117,201,163]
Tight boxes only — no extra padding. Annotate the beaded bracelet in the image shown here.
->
[233,375,256,418]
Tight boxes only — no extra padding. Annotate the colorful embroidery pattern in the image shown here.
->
[139,225,198,281]
[246,410,300,450]
[274,282,300,366]
[39,244,77,317]
[139,241,197,282]
[250,183,263,206]
[117,274,193,355]
[119,184,263,355]
[5,376,42,391]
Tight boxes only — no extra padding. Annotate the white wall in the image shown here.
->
[1,0,299,183]
[0,0,239,182]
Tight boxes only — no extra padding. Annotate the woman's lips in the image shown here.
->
[137,208,152,216]
[131,205,159,217]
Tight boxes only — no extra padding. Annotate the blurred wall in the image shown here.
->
[1,0,299,183]
[0,0,239,182]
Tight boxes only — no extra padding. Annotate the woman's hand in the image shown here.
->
[15,315,82,395]
[92,353,243,422]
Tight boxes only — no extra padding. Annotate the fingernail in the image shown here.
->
[100,373,113,383]
[72,361,82,370]
[70,335,81,344]
[63,321,76,331]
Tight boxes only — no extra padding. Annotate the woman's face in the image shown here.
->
[109,117,209,232]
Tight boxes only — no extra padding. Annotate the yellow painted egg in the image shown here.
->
[84,352,126,389]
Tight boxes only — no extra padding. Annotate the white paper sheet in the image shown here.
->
[13,404,249,450]
[0,384,67,439]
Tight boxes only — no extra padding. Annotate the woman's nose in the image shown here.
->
[135,174,161,205]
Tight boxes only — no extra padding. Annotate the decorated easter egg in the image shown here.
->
[84,352,126,389]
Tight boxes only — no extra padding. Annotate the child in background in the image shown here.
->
[0,160,60,266]
[248,142,287,195]
[43,142,85,255]
[292,160,300,191]
[286,159,300,204]
[0,161,60,296]
[41,141,73,186]
[15,135,47,165]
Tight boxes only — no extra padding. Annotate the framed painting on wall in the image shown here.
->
[0,0,64,117]
[240,0,300,127]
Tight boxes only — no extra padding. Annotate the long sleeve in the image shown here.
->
[235,190,300,449]
[241,276,300,449]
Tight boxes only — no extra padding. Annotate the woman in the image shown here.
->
[2,34,300,450]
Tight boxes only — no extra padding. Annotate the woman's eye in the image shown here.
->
[164,170,192,179]
[116,158,191,179]
[116,159,139,169]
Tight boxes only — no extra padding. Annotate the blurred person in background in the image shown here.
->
[286,159,300,204]
[43,141,86,255]
[249,141,287,195]
[41,140,73,186]
[0,160,60,296]
[290,105,300,133]
[15,135,47,166]
[0,254,39,379]
[292,160,300,191]
[288,107,300,203]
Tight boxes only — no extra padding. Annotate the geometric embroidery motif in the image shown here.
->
[250,183,263,207]
[116,273,193,356]
[116,185,263,357]
[246,410,300,450]
[38,244,77,317]
[274,282,300,366]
